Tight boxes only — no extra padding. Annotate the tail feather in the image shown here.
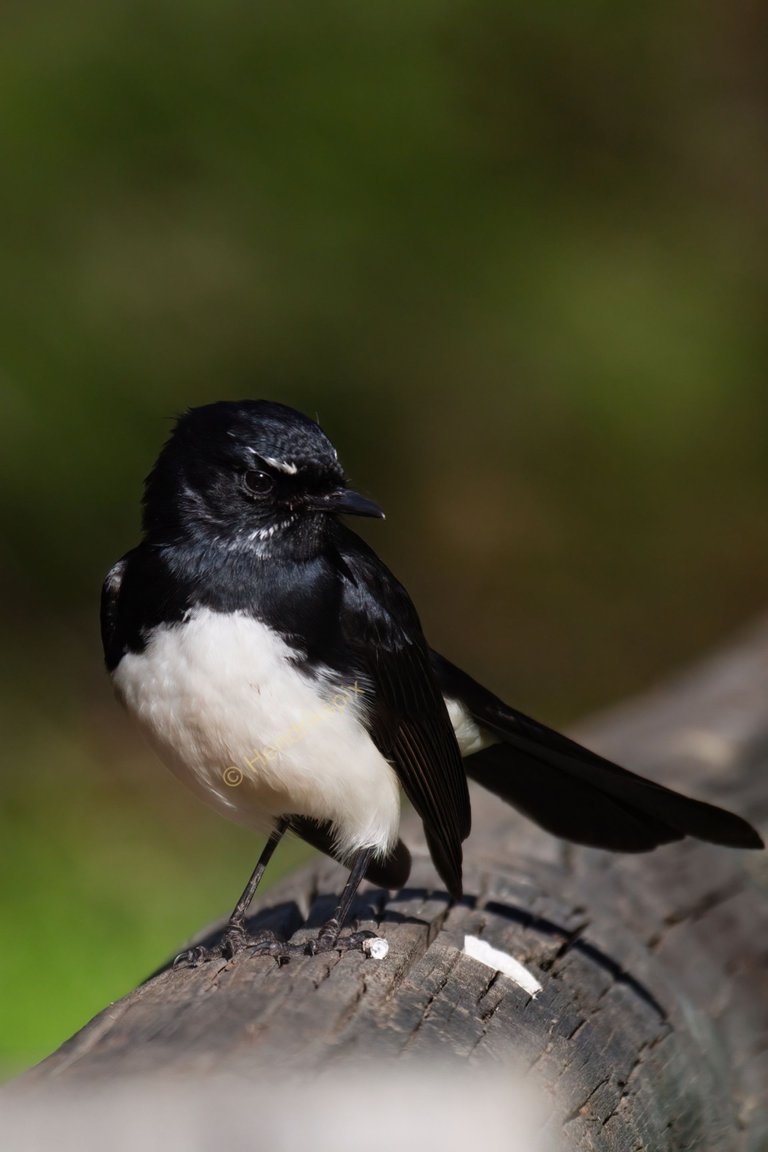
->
[466,739,759,851]
[432,650,764,853]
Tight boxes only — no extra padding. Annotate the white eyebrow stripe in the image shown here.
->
[259,456,299,475]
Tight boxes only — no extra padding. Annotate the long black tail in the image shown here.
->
[432,651,763,853]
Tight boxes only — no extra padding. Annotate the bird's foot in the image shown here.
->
[173,920,385,968]
[173,923,283,968]
[304,919,377,956]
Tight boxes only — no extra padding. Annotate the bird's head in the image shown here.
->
[142,400,383,551]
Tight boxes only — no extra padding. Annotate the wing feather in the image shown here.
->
[334,528,471,897]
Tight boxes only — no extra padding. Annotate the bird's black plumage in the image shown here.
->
[101,399,763,961]
[431,652,761,852]
[331,524,471,897]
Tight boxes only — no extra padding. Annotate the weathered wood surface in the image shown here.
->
[12,619,768,1151]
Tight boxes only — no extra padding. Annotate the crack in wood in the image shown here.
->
[645,878,745,951]
[537,921,589,974]
[400,949,462,1052]
[563,1075,612,1125]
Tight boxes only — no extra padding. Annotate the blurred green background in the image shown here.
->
[1,0,767,1075]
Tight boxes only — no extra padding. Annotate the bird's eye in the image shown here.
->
[243,469,274,496]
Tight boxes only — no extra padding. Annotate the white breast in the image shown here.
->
[112,608,401,862]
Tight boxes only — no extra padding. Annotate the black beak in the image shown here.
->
[331,488,385,519]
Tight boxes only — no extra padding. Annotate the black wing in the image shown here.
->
[101,545,192,672]
[100,555,130,671]
[333,527,471,898]
[432,651,763,852]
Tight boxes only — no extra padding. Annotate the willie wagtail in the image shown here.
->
[101,400,763,961]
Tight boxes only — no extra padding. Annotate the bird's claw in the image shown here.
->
[304,927,376,956]
[173,923,379,968]
[173,944,214,968]
[173,925,281,967]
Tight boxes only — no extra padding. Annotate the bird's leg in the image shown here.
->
[223,817,288,947]
[175,818,288,966]
[306,846,376,955]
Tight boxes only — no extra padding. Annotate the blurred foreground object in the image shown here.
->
[12,618,768,1151]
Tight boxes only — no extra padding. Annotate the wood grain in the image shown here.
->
[12,619,768,1152]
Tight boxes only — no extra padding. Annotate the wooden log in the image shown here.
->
[11,619,768,1151]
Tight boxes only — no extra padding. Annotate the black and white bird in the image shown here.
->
[101,400,763,960]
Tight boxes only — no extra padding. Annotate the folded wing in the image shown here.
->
[333,529,471,897]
